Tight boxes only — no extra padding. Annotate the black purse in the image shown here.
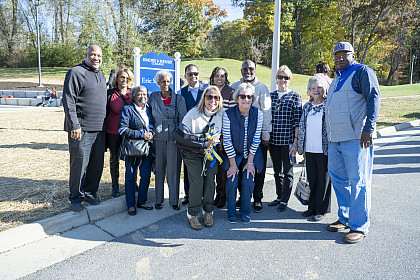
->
[120,105,151,158]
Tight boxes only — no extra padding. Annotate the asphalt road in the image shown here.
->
[22,133,420,280]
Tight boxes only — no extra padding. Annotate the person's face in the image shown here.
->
[85,46,102,69]
[204,89,220,112]
[241,61,256,82]
[276,71,291,92]
[133,90,148,106]
[213,69,226,88]
[334,50,355,70]
[158,75,171,93]
[185,66,199,87]
[117,71,130,89]
[308,82,325,102]
[237,87,253,111]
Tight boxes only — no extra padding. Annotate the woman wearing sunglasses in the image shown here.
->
[222,83,263,224]
[105,68,134,198]
[268,65,303,212]
[175,86,224,230]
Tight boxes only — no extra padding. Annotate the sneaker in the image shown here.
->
[188,215,202,230]
[327,220,350,232]
[312,214,324,222]
[70,202,84,212]
[84,194,101,205]
[241,215,251,224]
[268,199,280,206]
[252,202,263,213]
[203,212,214,227]
[227,216,237,224]
[277,203,287,212]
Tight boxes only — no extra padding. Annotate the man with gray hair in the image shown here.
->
[231,60,271,213]
[62,45,107,212]
[325,42,380,243]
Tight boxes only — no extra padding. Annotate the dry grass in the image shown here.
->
[0,108,127,232]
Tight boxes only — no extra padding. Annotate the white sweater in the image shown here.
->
[182,107,224,138]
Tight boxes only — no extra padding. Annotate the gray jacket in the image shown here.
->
[148,90,187,141]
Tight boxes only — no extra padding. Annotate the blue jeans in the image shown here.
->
[328,140,373,234]
[226,158,254,220]
[124,156,152,208]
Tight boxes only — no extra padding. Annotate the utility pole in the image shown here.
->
[34,0,43,87]
[271,0,281,92]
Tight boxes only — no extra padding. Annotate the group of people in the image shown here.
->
[62,41,380,244]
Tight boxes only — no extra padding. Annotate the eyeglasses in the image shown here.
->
[309,86,324,91]
[334,53,353,60]
[239,95,253,100]
[187,72,199,77]
[277,75,289,80]
[242,67,255,73]
[120,76,131,81]
[205,95,220,101]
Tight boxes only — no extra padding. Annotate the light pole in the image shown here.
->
[34,0,43,87]
[271,0,281,92]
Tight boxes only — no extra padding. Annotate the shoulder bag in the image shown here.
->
[120,106,151,158]
[294,162,311,205]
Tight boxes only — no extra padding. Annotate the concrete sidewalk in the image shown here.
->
[0,119,419,279]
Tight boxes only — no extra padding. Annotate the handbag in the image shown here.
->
[120,105,151,158]
[294,162,311,205]
[120,137,150,158]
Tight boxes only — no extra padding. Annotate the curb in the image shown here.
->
[0,119,418,254]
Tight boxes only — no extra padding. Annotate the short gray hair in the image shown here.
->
[131,85,149,101]
[307,75,327,92]
[154,70,173,85]
[232,83,255,103]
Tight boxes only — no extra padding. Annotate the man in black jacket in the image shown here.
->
[63,45,107,212]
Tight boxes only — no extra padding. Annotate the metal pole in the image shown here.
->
[35,0,43,87]
[271,0,281,92]
[133,47,140,87]
[174,52,181,92]
[409,54,415,85]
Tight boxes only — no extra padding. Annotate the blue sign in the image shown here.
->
[140,52,175,93]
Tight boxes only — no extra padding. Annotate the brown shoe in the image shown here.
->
[327,220,350,232]
[188,215,202,230]
[203,212,214,227]
[343,230,365,244]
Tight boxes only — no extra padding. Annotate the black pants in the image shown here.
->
[183,162,190,197]
[269,144,294,204]
[68,131,105,202]
[106,133,122,188]
[305,152,331,214]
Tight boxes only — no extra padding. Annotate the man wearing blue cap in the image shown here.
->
[325,42,381,243]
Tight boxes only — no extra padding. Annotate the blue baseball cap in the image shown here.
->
[332,42,354,55]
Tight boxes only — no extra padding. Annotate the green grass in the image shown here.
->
[378,83,420,97]
[0,67,68,79]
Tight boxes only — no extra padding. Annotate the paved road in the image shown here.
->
[21,129,420,280]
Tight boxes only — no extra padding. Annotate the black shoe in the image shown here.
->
[172,205,180,210]
[137,204,153,210]
[111,187,120,198]
[235,199,241,209]
[128,207,137,216]
[84,194,101,205]
[277,203,287,212]
[70,202,84,212]
[302,210,315,217]
[155,204,162,210]
[268,199,280,206]
[181,196,189,205]
[312,214,324,221]
[252,202,263,213]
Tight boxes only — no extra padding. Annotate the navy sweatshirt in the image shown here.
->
[63,61,107,132]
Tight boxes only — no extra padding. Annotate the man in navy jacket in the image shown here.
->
[179,64,207,204]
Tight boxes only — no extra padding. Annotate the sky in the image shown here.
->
[212,0,244,24]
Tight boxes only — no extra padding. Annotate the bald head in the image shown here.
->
[85,45,103,70]
[241,60,256,82]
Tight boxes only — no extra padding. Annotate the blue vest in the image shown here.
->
[180,83,206,111]
[222,105,263,173]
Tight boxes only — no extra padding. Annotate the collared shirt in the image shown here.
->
[188,85,199,101]
[270,90,302,146]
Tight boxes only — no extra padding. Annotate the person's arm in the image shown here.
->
[354,66,381,148]
[258,85,272,142]
[222,112,239,181]
[62,69,82,140]
[249,109,263,156]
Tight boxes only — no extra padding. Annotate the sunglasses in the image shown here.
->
[120,76,131,81]
[239,95,253,100]
[277,75,289,80]
[187,72,199,77]
[205,95,220,101]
